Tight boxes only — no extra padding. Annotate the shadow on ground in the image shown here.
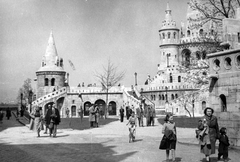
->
[0,142,137,162]
[59,117,118,131]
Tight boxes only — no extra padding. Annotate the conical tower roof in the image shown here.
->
[37,31,65,72]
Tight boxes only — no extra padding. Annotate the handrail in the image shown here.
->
[133,86,155,108]
[32,87,67,105]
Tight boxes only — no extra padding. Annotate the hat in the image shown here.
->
[204,107,214,115]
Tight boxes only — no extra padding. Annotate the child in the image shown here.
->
[218,127,230,162]
[198,118,211,162]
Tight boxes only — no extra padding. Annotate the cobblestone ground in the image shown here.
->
[0,117,239,162]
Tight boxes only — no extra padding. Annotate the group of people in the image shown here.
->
[120,104,155,127]
[0,108,11,123]
[159,107,230,162]
[30,104,61,138]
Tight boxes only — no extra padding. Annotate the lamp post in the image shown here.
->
[29,90,33,113]
[20,93,23,117]
[165,86,169,112]
[134,72,137,86]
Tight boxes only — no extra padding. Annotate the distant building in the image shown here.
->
[32,3,220,118]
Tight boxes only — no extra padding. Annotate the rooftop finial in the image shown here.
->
[166,2,170,11]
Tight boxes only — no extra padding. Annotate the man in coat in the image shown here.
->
[119,106,124,122]
[45,103,61,137]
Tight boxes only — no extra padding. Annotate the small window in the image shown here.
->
[178,76,181,82]
[170,74,173,83]
[162,94,165,100]
[175,94,178,98]
[45,78,49,86]
[162,33,165,39]
[199,29,204,36]
[187,30,190,37]
[173,32,176,39]
[202,101,206,110]
[224,57,232,69]
[171,94,174,100]
[236,55,240,67]
[168,32,171,39]
[159,95,161,100]
[213,59,220,71]
[220,94,227,112]
[238,33,240,43]
[51,78,55,86]
[72,100,75,104]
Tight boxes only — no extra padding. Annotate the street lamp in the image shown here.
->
[20,93,23,117]
[29,90,33,113]
[165,86,169,112]
[134,72,137,86]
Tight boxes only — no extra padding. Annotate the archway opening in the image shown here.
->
[71,105,76,117]
[95,99,106,117]
[181,49,191,67]
[220,94,227,112]
[84,101,91,116]
[202,101,206,110]
[108,101,117,115]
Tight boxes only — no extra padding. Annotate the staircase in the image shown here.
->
[32,87,67,107]
[132,86,155,109]
[122,87,141,112]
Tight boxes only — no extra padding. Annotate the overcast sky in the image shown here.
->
[0,0,189,103]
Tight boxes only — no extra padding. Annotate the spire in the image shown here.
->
[165,2,172,21]
[45,31,58,57]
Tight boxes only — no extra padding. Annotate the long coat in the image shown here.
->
[204,115,219,154]
[218,134,230,155]
[45,108,61,125]
[89,106,95,122]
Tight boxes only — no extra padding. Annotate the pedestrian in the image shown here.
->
[0,109,4,123]
[198,118,211,162]
[126,112,137,143]
[145,106,151,126]
[89,104,95,127]
[150,106,156,126]
[78,106,83,121]
[30,106,43,137]
[136,105,143,127]
[45,103,61,137]
[218,127,230,162]
[6,108,11,120]
[203,107,220,161]
[119,106,124,122]
[95,106,100,127]
[43,105,51,134]
[161,113,177,162]
[99,106,104,119]
[126,105,130,120]
[66,108,70,118]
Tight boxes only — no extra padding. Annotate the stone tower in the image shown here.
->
[158,3,180,71]
[36,31,66,98]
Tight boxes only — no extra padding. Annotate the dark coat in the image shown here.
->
[119,108,124,116]
[218,134,230,154]
[45,108,61,125]
[204,115,219,154]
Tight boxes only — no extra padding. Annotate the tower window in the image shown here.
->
[45,78,49,86]
[51,78,55,86]
[168,32,171,39]
[170,73,173,83]
[199,29,204,36]
[178,76,181,82]
[173,32,176,39]
[187,30,190,37]
[162,33,165,39]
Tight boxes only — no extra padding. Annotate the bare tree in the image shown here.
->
[17,78,33,105]
[188,0,240,28]
[95,59,125,119]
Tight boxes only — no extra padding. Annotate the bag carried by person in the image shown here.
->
[49,122,54,129]
[159,135,168,150]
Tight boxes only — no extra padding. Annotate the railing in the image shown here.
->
[32,87,67,106]
[122,88,141,112]
[133,86,155,108]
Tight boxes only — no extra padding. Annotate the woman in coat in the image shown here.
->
[162,113,177,162]
[89,104,95,127]
[95,106,100,127]
[30,106,43,137]
[203,107,220,161]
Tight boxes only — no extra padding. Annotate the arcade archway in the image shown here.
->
[95,99,106,116]
[108,101,117,115]
[84,101,91,116]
